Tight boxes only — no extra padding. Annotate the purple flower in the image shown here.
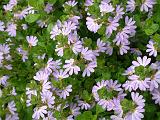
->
[119,42,130,55]
[81,47,95,61]
[114,5,125,20]
[58,85,72,99]
[130,48,142,56]
[33,71,49,82]
[65,0,78,7]
[50,22,61,40]
[0,75,9,86]
[26,36,38,47]
[82,61,97,77]
[132,56,151,67]
[106,42,113,55]
[55,43,64,57]
[41,91,55,108]
[72,41,83,54]
[7,100,17,115]
[140,0,156,12]
[62,21,77,36]
[86,17,102,33]
[151,87,160,105]
[106,18,119,37]
[37,20,47,28]
[69,103,80,117]
[125,92,145,120]
[99,0,114,15]
[16,47,28,62]
[44,3,53,14]
[78,100,91,110]
[6,23,16,37]
[53,69,69,80]
[126,0,136,12]
[63,59,80,75]
[0,44,10,55]
[32,106,47,119]
[0,21,5,31]
[146,40,157,57]
[149,71,160,91]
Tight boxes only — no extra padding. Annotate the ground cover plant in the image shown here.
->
[0,0,160,119]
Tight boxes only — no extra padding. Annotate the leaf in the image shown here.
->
[25,14,40,23]
[76,111,93,120]
[145,24,159,35]
[96,104,105,114]
[48,0,57,4]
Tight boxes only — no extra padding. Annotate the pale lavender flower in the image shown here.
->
[17,47,28,62]
[50,22,61,40]
[37,20,47,28]
[72,41,83,54]
[68,16,80,26]
[132,56,151,67]
[123,66,135,76]
[114,16,136,45]
[26,88,37,107]
[128,75,150,91]
[53,69,69,80]
[32,106,47,119]
[82,61,97,77]
[21,24,28,30]
[55,43,64,57]
[146,40,157,57]
[140,0,156,12]
[78,100,91,110]
[44,3,53,14]
[5,113,19,120]
[86,17,102,33]
[68,31,79,44]
[70,103,81,117]
[3,4,14,11]
[0,75,9,86]
[43,111,56,120]
[151,87,160,105]
[99,0,114,15]
[126,0,136,12]
[0,21,5,31]
[8,101,17,115]
[41,91,55,108]
[106,42,113,55]
[6,23,16,37]
[58,85,72,99]
[150,61,160,70]
[96,39,106,53]
[26,36,38,47]
[0,44,10,54]
[63,59,80,75]
[130,48,142,56]
[85,0,94,6]
[114,5,125,20]
[149,71,160,91]
[119,42,130,55]
[81,47,95,61]
[0,52,3,62]
[62,21,77,36]
[33,71,49,82]
[65,0,78,7]
[124,92,145,120]
[42,80,51,92]
[106,18,119,37]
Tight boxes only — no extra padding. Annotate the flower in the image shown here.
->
[50,21,61,40]
[44,3,53,14]
[114,5,125,20]
[86,17,101,33]
[41,91,55,108]
[99,0,114,15]
[0,21,5,31]
[96,38,106,53]
[132,56,151,67]
[82,61,97,77]
[0,75,9,86]
[26,36,38,47]
[55,43,64,57]
[5,113,19,120]
[65,0,78,7]
[106,18,119,37]
[42,80,51,92]
[78,100,91,110]
[21,24,28,30]
[62,21,77,36]
[81,47,95,61]
[36,20,47,28]
[124,92,145,120]
[126,0,136,12]
[58,85,72,99]
[6,23,16,37]
[53,69,69,80]
[33,71,49,82]
[63,59,80,75]
[106,42,113,55]
[32,106,48,119]
[146,40,157,57]
[72,41,83,54]
[8,101,17,115]
[69,103,81,117]
[140,0,156,12]
[119,42,130,55]
[151,87,160,105]
[149,71,160,91]
[16,47,28,62]
[0,44,10,55]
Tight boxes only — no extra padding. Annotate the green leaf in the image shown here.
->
[96,104,105,114]
[25,14,40,23]
[48,0,57,4]
[145,24,159,35]
[76,111,93,120]
[82,90,91,101]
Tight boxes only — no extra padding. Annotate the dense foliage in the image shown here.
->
[0,0,160,120]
